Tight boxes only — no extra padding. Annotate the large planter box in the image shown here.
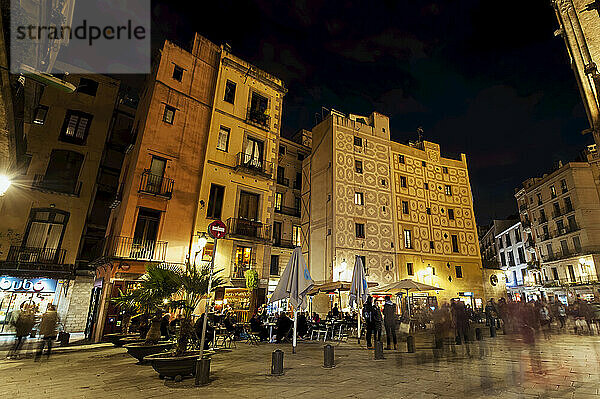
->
[124,342,174,363]
[144,352,201,380]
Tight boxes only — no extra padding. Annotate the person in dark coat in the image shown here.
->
[250,313,269,341]
[194,314,214,349]
[383,296,398,350]
[160,313,171,339]
[275,312,293,343]
[363,296,381,348]
[332,304,340,318]
[35,304,59,360]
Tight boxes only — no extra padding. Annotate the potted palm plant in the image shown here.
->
[144,261,223,380]
[122,264,181,363]
[105,290,145,347]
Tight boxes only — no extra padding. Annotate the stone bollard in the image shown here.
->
[324,344,335,368]
[374,341,385,359]
[475,327,482,341]
[271,349,284,376]
[407,335,415,353]
[194,357,211,386]
[490,324,496,338]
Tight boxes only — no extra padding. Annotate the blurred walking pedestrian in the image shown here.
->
[35,304,59,361]
[7,302,35,359]
[363,296,380,348]
[383,296,397,350]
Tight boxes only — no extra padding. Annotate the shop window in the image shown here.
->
[224,80,236,104]
[60,110,93,144]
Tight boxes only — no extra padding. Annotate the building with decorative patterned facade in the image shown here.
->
[303,110,484,311]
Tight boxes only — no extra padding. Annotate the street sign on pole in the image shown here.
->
[207,220,227,239]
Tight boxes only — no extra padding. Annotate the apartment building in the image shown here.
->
[0,73,120,333]
[516,149,600,302]
[91,35,221,340]
[304,110,484,311]
[191,44,287,320]
[478,219,516,268]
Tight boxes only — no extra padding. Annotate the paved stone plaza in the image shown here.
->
[2,332,600,398]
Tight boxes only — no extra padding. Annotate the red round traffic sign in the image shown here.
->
[208,220,227,239]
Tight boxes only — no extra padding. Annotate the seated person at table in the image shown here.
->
[312,312,321,324]
[250,313,269,341]
[297,312,309,338]
[194,314,214,349]
[332,304,340,318]
[275,312,293,343]
[223,313,242,338]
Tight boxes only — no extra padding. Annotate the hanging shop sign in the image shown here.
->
[0,277,57,293]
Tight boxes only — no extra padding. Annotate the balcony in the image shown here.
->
[106,236,168,261]
[276,176,289,186]
[1,246,73,278]
[544,275,598,287]
[139,171,174,198]
[246,107,271,130]
[235,153,273,179]
[275,205,301,218]
[32,175,82,196]
[226,218,271,242]
[273,238,296,248]
[555,224,580,237]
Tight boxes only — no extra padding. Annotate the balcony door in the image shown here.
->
[132,208,161,259]
[147,156,166,193]
[273,222,282,245]
[243,138,263,169]
[237,191,260,238]
[22,209,69,262]
[234,246,253,278]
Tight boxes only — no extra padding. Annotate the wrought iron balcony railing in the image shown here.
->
[32,175,82,196]
[235,153,273,178]
[226,218,271,241]
[139,171,174,198]
[6,246,67,264]
[106,236,168,261]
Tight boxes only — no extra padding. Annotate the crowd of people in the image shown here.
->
[6,301,60,360]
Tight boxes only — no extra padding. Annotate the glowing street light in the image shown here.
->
[197,232,208,250]
[0,174,10,196]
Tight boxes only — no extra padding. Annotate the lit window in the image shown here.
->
[445,185,452,196]
[354,192,364,205]
[163,105,176,124]
[354,136,362,146]
[217,126,230,151]
[398,155,405,164]
[404,229,412,249]
[293,225,302,247]
[33,105,48,125]
[275,192,283,211]
[60,110,93,144]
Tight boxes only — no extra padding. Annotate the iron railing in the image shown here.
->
[235,153,273,178]
[275,206,301,217]
[543,276,599,287]
[226,218,271,241]
[6,246,67,264]
[139,171,174,198]
[246,107,270,129]
[32,175,82,196]
[106,236,168,261]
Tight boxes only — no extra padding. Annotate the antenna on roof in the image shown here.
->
[417,126,424,142]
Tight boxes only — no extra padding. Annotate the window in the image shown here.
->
[540,209,546,221]
[451,235,459,252]
[172,65,184,81]
[355,223,365,238]
[133,208,161,251]
[402,201,409,214]
[426,207,431,215]
[561,179,568,193]
[217,126,230,152]
[270,255,280,275]
[354,136,362,146]
[424,182,429,190]
[536,193,542,205]
[521,268,527,284]
[224,80,236,104]
[248,91,269,126]
[407,262,414,276]
[23,208,69,258]
[552,267,559,280]
[567,215,577,230]
[560,239,569,255]
[207,184,225,219]
[500,252,506,267]
[381,178,387,187]
[497,238,503,249]
[514,228,521,242]
[421,161,426,167]
[404,229,412,249]
[573,236,582,252]
[543,268,548,281]
[546,243,553,257]
[273,221,282,245]
[400,176,407,188]
[40,150,83,195]
[567,264,576,282]
[292,225,302,247]
[507,251,515,266]
[294,197,301,214]
[430,241,434,249]
[277,166,285,184]
[297,153,305,161]
[76,78,98,96]
[517,247,525,264]
[275,192,283,211]
[60,110,93,144]
[279,145,286,155]
[398,155,405,164]
[445,185,452,196]
[505,233,511,246]
[455,265,463,278]
[564,197,573,211]
[295,172,302,189]
[33,105,48,124]
[355,192,364,205]
[556,219,564,232]
[442,167,448,174]
[448,208,454,220]
[163,105,176,124]
[550,185,557,198]
[355,160,363,174]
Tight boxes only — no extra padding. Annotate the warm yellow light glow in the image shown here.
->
[341,260,347,269]
[198,234,208,249]
[0,174,10,196]
[579,257,586,264]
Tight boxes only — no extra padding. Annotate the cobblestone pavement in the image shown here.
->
[2,331,600,398]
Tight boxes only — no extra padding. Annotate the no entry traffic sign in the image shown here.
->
[208,220,227,239]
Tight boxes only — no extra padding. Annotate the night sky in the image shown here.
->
[147,0,593,225]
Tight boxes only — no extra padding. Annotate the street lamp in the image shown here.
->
[0,174,11,196]
[193,232,208,266]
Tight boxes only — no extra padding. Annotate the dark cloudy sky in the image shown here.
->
[149,0,592,225]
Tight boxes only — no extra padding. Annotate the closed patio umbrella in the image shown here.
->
[349,255,369,344]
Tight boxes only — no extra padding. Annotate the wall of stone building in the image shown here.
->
[63,275,94,333]
[482,268,507,301]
